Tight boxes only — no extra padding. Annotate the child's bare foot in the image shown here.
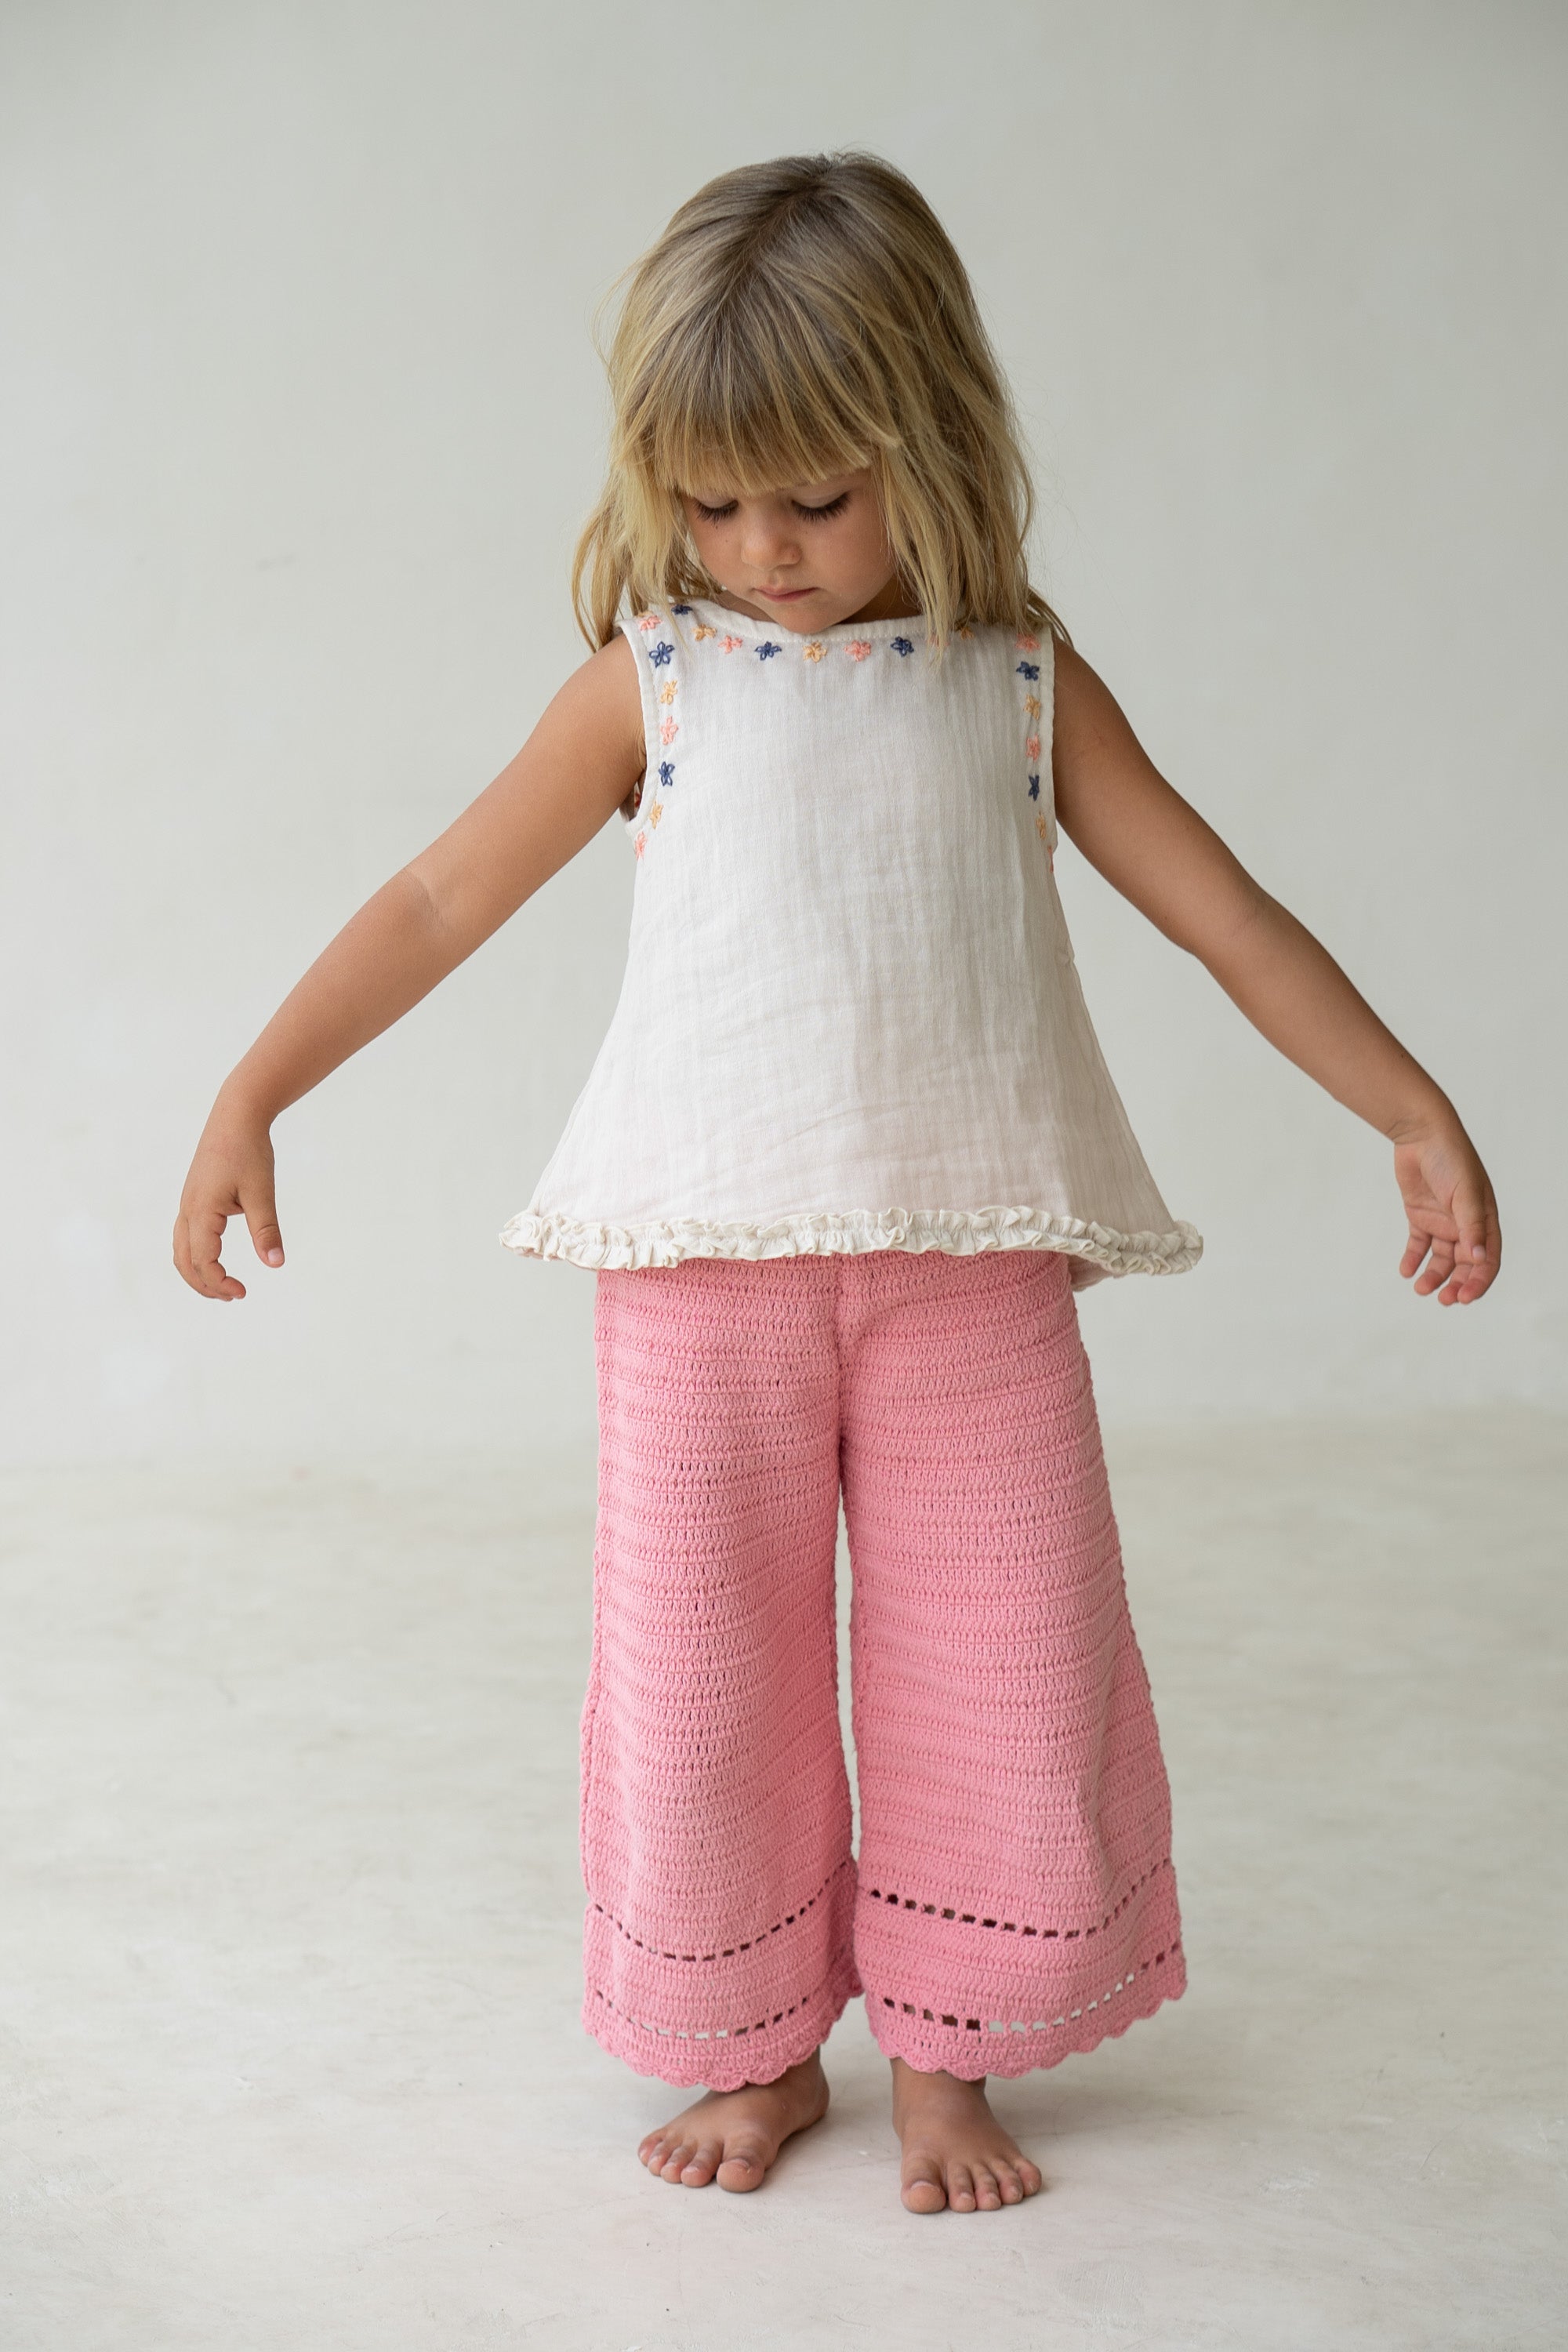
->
[637,2049,829,2191]
[890,2054,1044,2213]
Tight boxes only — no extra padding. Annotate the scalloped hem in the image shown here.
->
[583,1953,863,2092]
[864,1942,1186,2082]
[501,1205,1202,1282]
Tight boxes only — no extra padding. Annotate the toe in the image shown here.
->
[680,2140,723,2186]
[1017,2158,1044,2197]
[638,2133,669,2169]
[947,2161,977,2212]
[901,2155,947,2215]
[973,2166,1003,2210]
[995,2163,1024,2205]
[658,2140,697,2182]
[715,2137,770,2193]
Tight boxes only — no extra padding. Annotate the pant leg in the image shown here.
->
[581,1256,861,2089]
[839,1247,1185,2080]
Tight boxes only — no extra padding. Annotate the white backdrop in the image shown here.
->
[3,0,1563,1466]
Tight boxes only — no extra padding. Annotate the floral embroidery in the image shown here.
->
[719,633,744,653]
[1024,693,1041,719]
[1028,775,1040,800]
[1016,631,1040,652]
[1015,660,1040,681]
[802,641,826,662]
[757,641,782,660]
[1036,812,1050,843]
[1025,734,1040,761]
[658,760,674,787]
[671,601,692,614]
[956,624,975,640]
[636,612,662,633]
[694,623,715,641]
[633,830,648,858]
[649,641,673,669]
[659,717,679,745]
[658,682,677,706]
[648,801,662,827]
[847,639,872,660]
[890,636,915,656]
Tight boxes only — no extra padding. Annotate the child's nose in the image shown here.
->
[740,514,800,573]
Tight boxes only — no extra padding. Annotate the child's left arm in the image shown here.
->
[1051,644,1500,1305]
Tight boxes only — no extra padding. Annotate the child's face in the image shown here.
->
[677,466,911,630]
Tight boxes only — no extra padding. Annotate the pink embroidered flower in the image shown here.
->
[846,639,873,660]
[1025,734,1040,761]
[719,633,744,653]
[659,717,678,745]
[636,612,661,632]
[1016,630,1040,652]
[803,640,826,662]
[633,830,648,858]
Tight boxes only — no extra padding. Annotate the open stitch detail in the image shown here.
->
[862,1856,1171,1943]
[591,1962,847,2045]
[591,1859,851,1964]
[871,1941,1182,2038]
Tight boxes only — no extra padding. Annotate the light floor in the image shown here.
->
[2,1414,1564,2351]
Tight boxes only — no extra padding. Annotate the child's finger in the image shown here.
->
[179,1207,246,1301]
[1412,1235,1456,1297]
[1398,1226,1431,1280]
[243,1187,285,1269]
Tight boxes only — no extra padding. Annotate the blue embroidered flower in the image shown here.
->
[649,641,673,668]
[658,760,674,787]
[757,641,781,659]
[890,635,915,656]
[671,601,692,614]
[1015,660,1040,681]
[1028,774,1040,800]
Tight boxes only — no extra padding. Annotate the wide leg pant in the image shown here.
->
[579,1247,1185,2090]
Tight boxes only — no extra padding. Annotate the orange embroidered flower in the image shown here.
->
[648,802,662,827]
[1025,735,1040,761]
[803,640,826,661]
[1024,693,1041,718]
[846,639,872,660]
[694,623,715,641]
[657,682,677,705]
[1016,631,1040,652]
[1036,812,1051,842]
[956,624,975,640]
[659,717,678,745]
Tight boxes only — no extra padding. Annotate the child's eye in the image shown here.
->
[692,499,738,523]
[794,492,849,521]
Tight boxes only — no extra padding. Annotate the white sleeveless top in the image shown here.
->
[501,597,1200,1289]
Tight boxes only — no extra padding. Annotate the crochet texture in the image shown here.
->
[580,1247,1184,2089]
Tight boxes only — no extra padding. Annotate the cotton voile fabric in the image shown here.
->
[503,599,1201,1288]
[581,1247,1185,2089]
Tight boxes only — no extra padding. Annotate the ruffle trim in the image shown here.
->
[499,1205,1203,1280]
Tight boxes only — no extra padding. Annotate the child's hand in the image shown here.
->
[173,1101,285,1301]
[1392,1118,1500,1305]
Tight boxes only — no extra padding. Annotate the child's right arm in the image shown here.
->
[173,637,645,1301]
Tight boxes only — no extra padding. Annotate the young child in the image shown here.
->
[175,151,1501,2216]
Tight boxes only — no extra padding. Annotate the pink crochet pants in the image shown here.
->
[581,1247,1184,2090]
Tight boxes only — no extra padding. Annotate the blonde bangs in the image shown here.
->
[572,152,1069,658]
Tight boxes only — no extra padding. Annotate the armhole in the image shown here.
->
[1040,630,1058,851]
[617,614,672,829]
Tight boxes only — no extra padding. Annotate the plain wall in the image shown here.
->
[3,0,1564,1466]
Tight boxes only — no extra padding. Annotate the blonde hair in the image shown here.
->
[572,151,1069,658]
